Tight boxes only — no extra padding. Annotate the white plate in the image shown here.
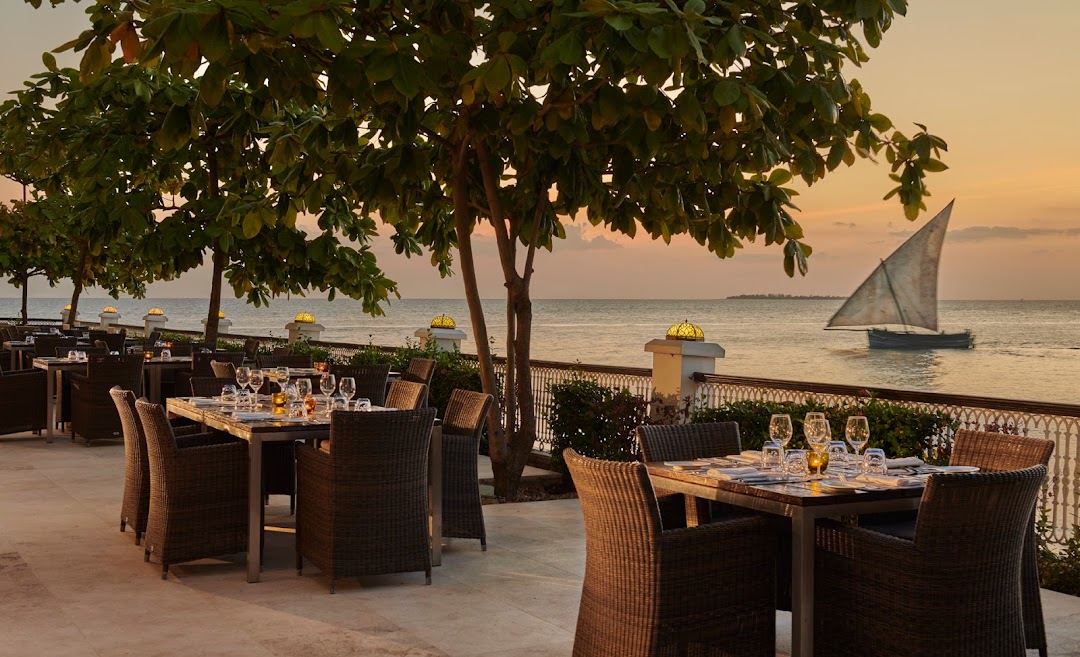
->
[819,480,865,493]
[919,465,980,474]
[665,461,708,470]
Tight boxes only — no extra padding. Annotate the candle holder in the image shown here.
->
[304,396,318,415]
[272,392,287,407]
[143,351,153,362]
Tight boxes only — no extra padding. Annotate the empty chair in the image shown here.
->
[210,360,237,379]
[188,377,236,398]
[441,389,494,549]
[242,338,260,362]
[110,388,206,545]
[30,335,77,360]
[0,369,47,436]
[102,329,127,353]
[565,449,777,657]
[256,354,312,369]
[70,354,144,445]
[401,357,436,386]
[295,408,437,592]
[176,351,246,396]
[135,399,247,579]
[328,363,391,407]
[385,380,428,410]
[815,465,1046,657]
[143,330,161,347]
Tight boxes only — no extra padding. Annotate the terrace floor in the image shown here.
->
[2,434,1080,657]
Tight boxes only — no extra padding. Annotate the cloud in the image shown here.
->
[890,225,1080,243]
[547,224,622,251]
[832,222,857,228]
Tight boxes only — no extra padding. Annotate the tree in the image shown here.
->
[0,202,64,323]
[32,0,946,498]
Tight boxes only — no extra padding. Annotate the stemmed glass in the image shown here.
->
[845,416,871,472]
[249,369,265,407]
[804,413,830,477]
[339,377,356,408]
[296,378,313,416]
[275,366,290,391]
[769,414,793,451]
[235,366,251,408]
[320,373,336,416]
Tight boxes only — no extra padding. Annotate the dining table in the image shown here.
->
[647,461,924,657]
[32,355,194,442]
[4,341,36,370]
[166,396,443,583]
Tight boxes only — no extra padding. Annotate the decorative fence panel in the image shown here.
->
[695,373,1080,544]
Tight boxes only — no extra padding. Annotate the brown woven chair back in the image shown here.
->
[442,389,494,437]
[636,422,742,462]
[87,354,144,388]
[94,340,109,350]
[144,330,161,345]
[329,363,391,407]
[951,428,1054,472]
[88,329,109,344]
[32,336,77,359]
[271,346,293,356]
[58,346,108,357]
[111,387,151,540]
[386,380,428,409]
[210,360,237,379]
[401,357,436,385]
[189,377,236,398]
[295,408,437,587]
[565,448,663,549]
[191,351,245,376]
[102,329,127,352]
[242,338,260,360]
[257,354,313,369]
[439,389,494,546]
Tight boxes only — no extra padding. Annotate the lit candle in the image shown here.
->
[272,392,287,407]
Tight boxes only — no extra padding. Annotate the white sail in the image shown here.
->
[826,201,954,332]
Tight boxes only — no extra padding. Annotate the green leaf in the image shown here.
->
[921,159,948,172]
[314,13,345,53]
[856,0,879,19]
[727,26,746,58]
[42,52,57,72]
[604,14,634,31]
[482,57,511,95]
[393,57,422,99]
[713,80,741,106]
[812,86,837,123]
[769,169,793,185]
[242,212,262,239]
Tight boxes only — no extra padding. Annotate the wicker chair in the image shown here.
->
[70,354,144,445]
[295,408,437,592]
[256,354,313,369]
[176,351,245,396]
[143,330,161,348]
[401,357,436,386]
[30,335,77,360]
[860,429,1055,656]
[134,399,248,579]
[110,388,204,545]
[564,449,776,657]
[242,338,260,362]
[102,329,126,353]
[441,389,494,549]
[385,380,428,409]
[328,363,391,407]
[0,369,47,436]
[815,464,1046,657]
[188,377,236,398]
[210,360,237,379]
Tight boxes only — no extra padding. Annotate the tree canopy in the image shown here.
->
[21,0,946,496]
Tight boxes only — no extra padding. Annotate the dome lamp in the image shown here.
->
[63,304,71,311]
[148,307,164,316]
[430,314,456,329]
[218,310,226,319]
[103,306,118,314]
[665,319,704,342]
[294,312,316,324]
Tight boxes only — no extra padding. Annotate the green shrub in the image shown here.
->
[215,339,246,352]
[287,336,331,362]
[548,376,649,479]
[159,331,199,344]
[1038,508,1080,597]
[690,396,957,462]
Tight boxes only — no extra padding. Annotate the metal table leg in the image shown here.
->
[246,436,263,583]
[45,369,56,443]
[430,425,442,567]
[791,509,815,657]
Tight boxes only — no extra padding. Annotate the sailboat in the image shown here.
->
[826,200,974,349]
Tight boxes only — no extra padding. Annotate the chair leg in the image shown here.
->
[120,519,126,533]
[480,536,487,552]
[144,550,150,562]
[161,564,168,580]
[289,493,295,516]
[296,554,302,575]
[329,579,335,594]
[425,567,432,585]
[135,531,142,546]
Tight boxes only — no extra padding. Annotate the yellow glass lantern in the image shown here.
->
[218,310,226,319]
[63,304,72,311]
[294,312,316,324]
[665,319,704,342]
[148,307,164,316]
[430,314,456,329]
[103,306,118,314]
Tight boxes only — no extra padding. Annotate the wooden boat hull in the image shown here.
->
[868,329,974,350]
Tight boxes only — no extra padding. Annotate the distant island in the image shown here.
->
[727,294,845,300]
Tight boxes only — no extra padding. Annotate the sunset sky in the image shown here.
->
[2,1,1078,301]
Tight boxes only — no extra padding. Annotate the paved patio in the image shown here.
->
[2,434,1079,657]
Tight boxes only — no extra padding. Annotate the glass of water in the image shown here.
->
[864,448,888,475]
[784,450,810,478]
[762,443,784,472]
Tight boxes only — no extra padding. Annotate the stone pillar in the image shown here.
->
[99,307,121,331]
[415,327,466,352]
[644,321,724,413]
[286,313,323,344]
[61,307,77,330]
[202,314,233,335]
[143,309,168,336]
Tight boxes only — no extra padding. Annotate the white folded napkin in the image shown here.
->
[231,412,274,421]
[886,456,925,468]
[706,467,761,481]
[728,453,761,465]
[857,473,923,488]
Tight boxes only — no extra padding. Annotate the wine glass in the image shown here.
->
[275,366,290,391]
[804,414,830,477]
[320,373,336,414]
[845,416,871,472]
[235,366,251,407]
[296,377,312,401]
[769,414,793,449]
[249,369,265,407]
[339,377,356,406]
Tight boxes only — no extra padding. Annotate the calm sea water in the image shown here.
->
[4,297,1078,405]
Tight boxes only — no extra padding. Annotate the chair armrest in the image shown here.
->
[815,519,919,578]
[661,515,775,574]
[176,432,242,449]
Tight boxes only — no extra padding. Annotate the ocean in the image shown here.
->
[3,297,1078,405]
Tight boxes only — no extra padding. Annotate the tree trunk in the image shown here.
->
[67,243,88,330]
[502,279,538,498]
[450,140,513,497]
[19,272,29,324]
[202,137,222,348]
